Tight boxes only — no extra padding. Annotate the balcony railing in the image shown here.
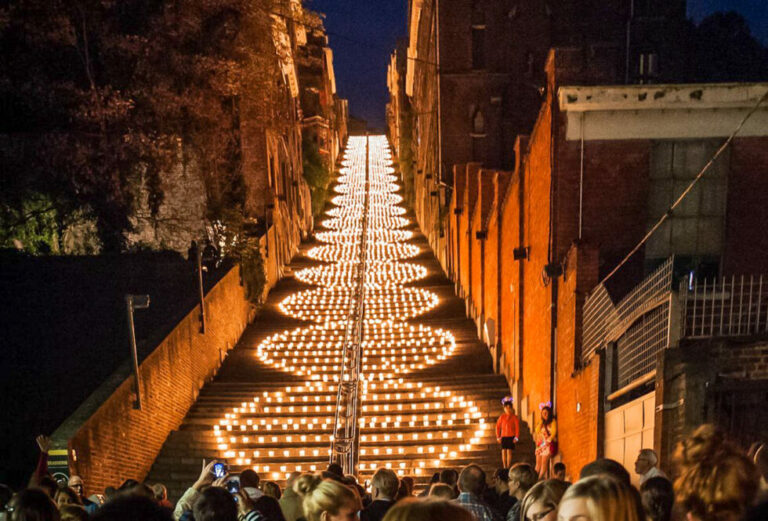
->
[682,275,768,339]
[583,257,768,390]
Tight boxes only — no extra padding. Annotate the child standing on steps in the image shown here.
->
[496,396,520,469]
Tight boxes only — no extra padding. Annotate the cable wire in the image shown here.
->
[598,87,768,286]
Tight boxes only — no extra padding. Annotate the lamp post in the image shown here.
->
[125,294,150,410]
[197,247,206,333]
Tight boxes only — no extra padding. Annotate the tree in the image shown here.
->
[1,0,286,255]
[692,11,768,82]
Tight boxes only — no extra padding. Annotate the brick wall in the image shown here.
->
[723,138,768,276]
[460,164,481,301]
[498,138,526,396]
[519,89,554,423]
[555,244,603,475]
[53,266,251,493]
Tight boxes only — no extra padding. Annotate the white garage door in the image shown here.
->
[604,392,655,487]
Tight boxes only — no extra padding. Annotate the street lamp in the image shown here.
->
[125,294,150,410]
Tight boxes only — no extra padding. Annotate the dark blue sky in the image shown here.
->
[311,0,768,128]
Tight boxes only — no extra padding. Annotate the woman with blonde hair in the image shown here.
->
[262,481,282,500]
[520,479,568,521]
[557,475,644,521]
[674,424,759,521]
[294,474,361,521]
[382,497,474,521]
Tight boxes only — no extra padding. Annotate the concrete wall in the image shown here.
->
[53,266,252,493]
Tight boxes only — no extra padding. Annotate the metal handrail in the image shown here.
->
[329,136,369,475]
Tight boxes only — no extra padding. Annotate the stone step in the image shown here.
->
[147,144,530,503]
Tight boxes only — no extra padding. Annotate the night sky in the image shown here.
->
[311,0,768,129]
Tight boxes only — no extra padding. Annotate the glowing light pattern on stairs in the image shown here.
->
[212,136,490,482]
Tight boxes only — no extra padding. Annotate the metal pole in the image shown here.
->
[197,247,206,333]
[125,295,143,410]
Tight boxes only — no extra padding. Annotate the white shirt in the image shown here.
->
[641,466,667,483]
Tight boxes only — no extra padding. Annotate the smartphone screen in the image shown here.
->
[213,462,226,478]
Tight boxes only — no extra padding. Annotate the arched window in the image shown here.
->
[472,108,485,135]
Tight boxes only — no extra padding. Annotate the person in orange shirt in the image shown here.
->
[496,396,520,468]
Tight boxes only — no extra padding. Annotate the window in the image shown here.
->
[472,108,485,135]
[645,141,728,261]
[472,27,486,70]
[638,52,659,83]
[525,52,535,77]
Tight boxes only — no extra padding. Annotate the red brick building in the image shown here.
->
[448,46,768,479]
[399,0,688,271]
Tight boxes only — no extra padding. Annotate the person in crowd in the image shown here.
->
[674,424,759,521]
[1,484,14,521]
[427,484,455,500]
[635,449,667,484]
[174,460,229,520]
[418,473,440,498]
[7,488,60,521]
[382,497,474,521]
[557,475,644,521]
[293,474,361,521]
[552,463,567,484]
[92,494,174,521]
[534,402,557,479]
[261,482,281,501]
[401,477,414,498]
[59,505,89,521]
[741,500,768,521]
[748,442,768,502]
[507,463,538,521]
[252,495,285,521]
[395,476,413,501]
[30,435,51,488]
[640,477,674,521]
[519,479,568,521]
[103,487,117,504]
[322,464,344,483]
[439,469,459,498]
[152,483,173,510]
[240,470,264,501]
[484,468,516,520]
[278,472,303,521]
[67,476,98,514]
[579,458,631,486]
[54,487,82,509]
[361,468,398,521]
[340,476,367,507]
[118,480,140,493]
[455,464,495,521]
[497,397,520,469]
[37,477,59,500]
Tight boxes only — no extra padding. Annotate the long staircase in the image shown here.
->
[147,136,532,500]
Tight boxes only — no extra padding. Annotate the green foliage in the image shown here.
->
[302,136,332,217]
[240,240,267,304]
[209,207,265,303]
[0,194,59,254]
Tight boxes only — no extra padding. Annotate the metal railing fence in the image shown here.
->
[682,274,768,338]
[330,136,369,475]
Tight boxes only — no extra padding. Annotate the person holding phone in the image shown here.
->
[174,460,246,520]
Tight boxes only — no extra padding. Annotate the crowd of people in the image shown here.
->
[2,425,767,521]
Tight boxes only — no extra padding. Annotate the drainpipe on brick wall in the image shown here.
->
[549,95,559,412]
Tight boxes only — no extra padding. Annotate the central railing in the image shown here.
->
[330,136,369,475]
